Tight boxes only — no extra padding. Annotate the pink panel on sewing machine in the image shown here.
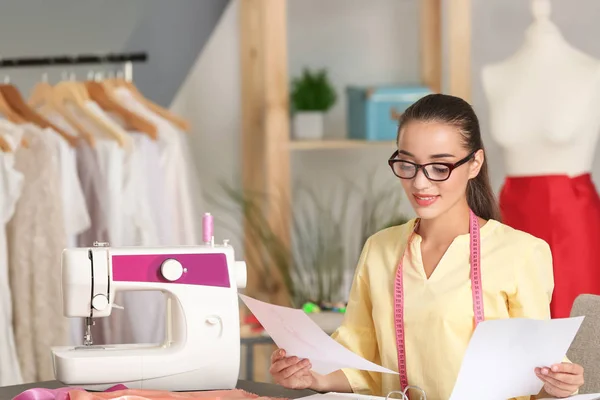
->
[111,253,230,287]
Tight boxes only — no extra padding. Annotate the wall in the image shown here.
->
[472,0,600,191]
[0,0,228,106]
[123,0,229,106]
[287,0,421,275]
[170,0,243,249]
[171,0,422,293]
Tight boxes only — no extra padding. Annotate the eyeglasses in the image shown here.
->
[388,150,477,182]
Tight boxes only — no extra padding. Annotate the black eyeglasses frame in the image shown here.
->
[387,150,478,182]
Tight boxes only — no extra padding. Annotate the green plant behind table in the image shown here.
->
[208,176,408,308]
[291,68,337,112]
[210,181,350,308]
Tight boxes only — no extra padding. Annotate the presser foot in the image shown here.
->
[83,317,94,346]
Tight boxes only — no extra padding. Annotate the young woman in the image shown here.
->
[269,94,585,400]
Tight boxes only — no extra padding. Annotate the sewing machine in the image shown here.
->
[51,213,247,391]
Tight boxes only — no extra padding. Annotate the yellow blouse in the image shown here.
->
[331,218,555,400]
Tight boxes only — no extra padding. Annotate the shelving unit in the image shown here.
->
[238,0,471,382]
[239,0,471,304]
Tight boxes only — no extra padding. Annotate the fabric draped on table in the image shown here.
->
[12,384,127,400]
[499,173,600,319]
[11,388,287,400]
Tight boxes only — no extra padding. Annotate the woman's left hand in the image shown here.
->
[535,362,584,398]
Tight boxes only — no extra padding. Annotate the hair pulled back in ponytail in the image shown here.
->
[397,94,501,221]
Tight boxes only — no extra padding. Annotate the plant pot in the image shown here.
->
[293,111,324,140]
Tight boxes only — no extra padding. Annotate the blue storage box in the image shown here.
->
[346,85,432,141]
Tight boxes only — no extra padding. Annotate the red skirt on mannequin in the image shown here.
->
[499,173,600,319]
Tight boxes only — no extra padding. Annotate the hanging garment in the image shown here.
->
[43,112,91,247]
[0,120,24,386]
[7,124,69,382]
[74,137,110,248]
[129,131,170,245]
[49,131,90,247]
[112,87,202,245]
[103,107,170,247]
[499,173,600,319]
[46,110,111,246]
[85,101,159,247]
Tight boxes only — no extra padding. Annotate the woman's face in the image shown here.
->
[395,120,483,220]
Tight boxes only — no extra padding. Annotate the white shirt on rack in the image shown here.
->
[51,130,90,248]
[83,101,159,247]
[103,113,170,246]
[64,102,128,247]
[112,87,202,245]
[43,112,92,247]
[0,119,25,386]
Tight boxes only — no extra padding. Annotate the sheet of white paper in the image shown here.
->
[538,395,600,400]
[449,316,584,400]
[239,294,398,375]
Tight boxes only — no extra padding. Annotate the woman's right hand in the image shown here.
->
[269,348,315,390]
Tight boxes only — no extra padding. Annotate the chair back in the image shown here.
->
[568,294,600,394]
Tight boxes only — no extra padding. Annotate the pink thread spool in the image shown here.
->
[203,212,214,244]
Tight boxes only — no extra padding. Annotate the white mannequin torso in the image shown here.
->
[481,1,600,177]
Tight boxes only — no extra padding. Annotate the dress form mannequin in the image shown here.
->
[482,0,600,318]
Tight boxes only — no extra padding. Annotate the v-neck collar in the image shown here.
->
[405,218,500,281]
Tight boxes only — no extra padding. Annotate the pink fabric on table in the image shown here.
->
[66,388,288,400]
[12,385,128,400]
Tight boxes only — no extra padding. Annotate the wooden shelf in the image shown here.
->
[289,139,396,150]
[240,0,470,305]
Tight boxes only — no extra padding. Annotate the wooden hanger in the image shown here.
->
[28,79,54,112]
[85,80,157,140]
[0,133,11,152]
[0,84,79,147]
[0,94,30,149]
[0,93,29,149]
[109,78,191,132]
[52,81,127,147]
[0,90,26,124]
[0,127,13,152]
[30,80,97,148]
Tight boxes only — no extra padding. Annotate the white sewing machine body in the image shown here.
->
[51,232,247,391]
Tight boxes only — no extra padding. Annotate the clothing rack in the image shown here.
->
[0,52,147,68]
[0,52,147,81]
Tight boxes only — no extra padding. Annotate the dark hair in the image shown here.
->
[396,93,501,221]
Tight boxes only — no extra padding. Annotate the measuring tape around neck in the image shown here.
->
[393,209,485,393]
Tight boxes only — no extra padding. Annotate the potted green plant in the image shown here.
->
[290,67,337,140]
